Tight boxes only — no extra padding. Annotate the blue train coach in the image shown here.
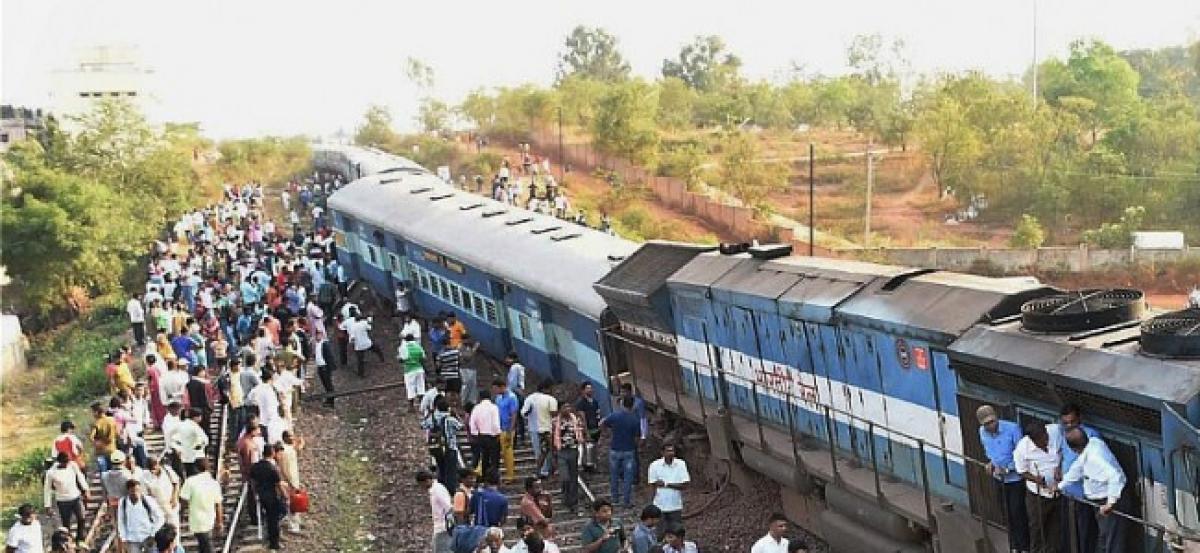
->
[317,144,637,408]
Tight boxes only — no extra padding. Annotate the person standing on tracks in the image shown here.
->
[90,401,120,473]
[417,470,454,553]
[5,504,43,553]
[494,379,521,484]
[315,331,337,407]
[43,452,89,544]
[751,513,790,553]
[1013,422,1062,553]
[580,499,626,553]
[602,397,642,509]
[435,341,463,401]
[250,444,287,551]
[459,336,480,405]
[505,354,527,444]
[977,405,1030,553]
[128,293,148,347]
[631,505,662,553]
[648,444,689,535]
[117,480,166,553]
[173,408,211,478]
[179,457,224,553]
[522,381,558,478]
[453,469,476,524]
[430,396,464,493]
[346,310,384,378]
[468,474,510,528]
[574,383,602,471]
[552,401,585,515]
[399,333,428,412]
[469,389,502,483]
[140,457,181,530]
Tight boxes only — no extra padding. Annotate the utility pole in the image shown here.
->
[808,143,815,256]
[864,145,875,245]
[558,106,565,184]
[1032,0,1039,106]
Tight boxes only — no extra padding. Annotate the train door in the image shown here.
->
[727,306,765,417]
[753,314,788,426]
[1164,407,1200,539]
[781,318,823,438]
[812,324,855,453]
[842,329,887,465]
[677,314,719,404]
[490,280,514,355]
[539,303,567,382]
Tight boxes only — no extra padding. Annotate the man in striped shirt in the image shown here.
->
[435,346,462,400]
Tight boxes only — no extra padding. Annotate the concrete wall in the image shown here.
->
[838,245,1200,272]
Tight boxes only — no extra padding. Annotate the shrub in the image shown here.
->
[1009,214,1046,249]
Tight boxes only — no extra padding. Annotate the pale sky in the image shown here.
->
[3,0,1198,138]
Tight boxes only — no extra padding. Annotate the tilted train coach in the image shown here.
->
[316,144,1200,552]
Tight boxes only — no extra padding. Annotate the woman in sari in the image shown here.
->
[145,352,167,428]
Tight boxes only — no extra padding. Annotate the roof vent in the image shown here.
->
[429,193,453,201]
[1139,308,1200,358]
[459,203,483,211]
[748,244,793,260]
[551,233,581,242]
[380,178,402,185]
[719,242,751,255]
[1020,289,1146,333]
[482,209,507,218]
[531,226,562,235]
[505,217,533,226]
[410,187,433,194]
[881,268,938,292]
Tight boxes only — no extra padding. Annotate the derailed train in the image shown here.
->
[315,144,1200,552]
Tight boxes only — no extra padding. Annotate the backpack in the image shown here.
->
[427,415,449,459]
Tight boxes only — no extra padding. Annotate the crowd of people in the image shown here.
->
[977,403,1130,553]
[8,176,347,553]
[465,143,613,235]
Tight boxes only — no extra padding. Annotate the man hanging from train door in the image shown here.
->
[977,405,1031,553]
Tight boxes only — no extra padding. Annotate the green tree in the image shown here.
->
[457,89,496,130]
[405,57,436,90]
[716,132,790,215]
[1039,40,1142,143]
[912,78,982,199]
[354,105,399,149]
[1009,214,1046,248]
[592,80,660,166]
[1082,206,1145,248]
[557,26,631,83]
[556,75,607,127]
[655,77,696,130]
[662,35,742,92]
[417,98,452,134]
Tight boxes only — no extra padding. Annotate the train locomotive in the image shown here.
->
[316,144,1200,552]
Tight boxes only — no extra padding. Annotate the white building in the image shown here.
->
[48,44,159,128]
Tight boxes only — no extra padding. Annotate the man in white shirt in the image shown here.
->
[4,504,42,553]
[179,457,224,553]
[750,513,792,553]
[117,480,165,553]
[418,470,454,553]
[43,452,89,542]
[127,293,146,346]
[171,408,210,477]
[521,382,558,478]
[400,315,421,346]
[648,445,690,535]
[347,313,384,378]
[1057,428,1127,553]
[248,371,282,431]
[1013,423,1062,553]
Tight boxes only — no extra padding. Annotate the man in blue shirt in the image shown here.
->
[467,474,509,527]
[603,397,642,508]
[1052,403,1102,553]
[977,404,1029,553]
[620,383,648,485]
[493,380,520,484]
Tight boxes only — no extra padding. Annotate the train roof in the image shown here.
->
[327,169,638,320]
[594,242,716,332]
[667,253,1052,342]
[313,143,427,175]
[950,316,1200,413]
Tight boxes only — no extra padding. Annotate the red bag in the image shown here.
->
[290,489,310,513]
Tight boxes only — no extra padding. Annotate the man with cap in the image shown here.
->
[977,404,1030,553]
